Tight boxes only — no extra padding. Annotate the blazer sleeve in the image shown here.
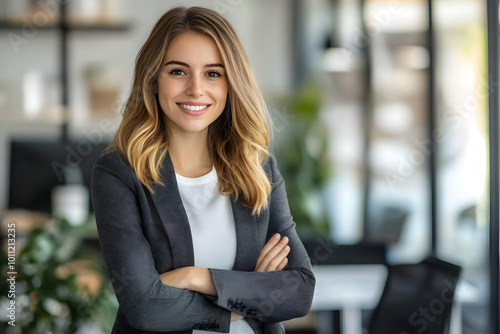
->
[91,153,231,333]
[208,156,316,323]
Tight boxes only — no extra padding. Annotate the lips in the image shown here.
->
[177,103,210,116]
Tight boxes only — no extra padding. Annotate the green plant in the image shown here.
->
[273,78,332,239]
[0,216,117,334]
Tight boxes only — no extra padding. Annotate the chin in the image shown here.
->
[181,124,210,133]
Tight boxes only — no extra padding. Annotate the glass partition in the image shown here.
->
[323,1,492,331]
[434,1,489,333]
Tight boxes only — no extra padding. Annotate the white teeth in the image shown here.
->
[179,104,208,111]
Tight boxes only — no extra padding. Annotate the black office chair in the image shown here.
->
[368,256,461,334]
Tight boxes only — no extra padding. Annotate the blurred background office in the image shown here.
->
[0,0,497,333]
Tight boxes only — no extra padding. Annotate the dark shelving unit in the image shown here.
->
[0,2,130,143]
[0,21,130,30]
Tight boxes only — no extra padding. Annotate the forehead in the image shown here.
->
[164,32,223,64]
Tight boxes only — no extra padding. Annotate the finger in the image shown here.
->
[276,257,288,271]
[263,245,290,272]
[255,236,289,271]
[269,246,290,272]
[255,233,281,269]
[257,239,290,272]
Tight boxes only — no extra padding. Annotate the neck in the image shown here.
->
[168,130,212,178]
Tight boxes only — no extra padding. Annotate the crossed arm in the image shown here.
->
[92,152,314,331]
[159,233,290,322]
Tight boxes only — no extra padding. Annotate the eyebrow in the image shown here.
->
[164,60,224,68]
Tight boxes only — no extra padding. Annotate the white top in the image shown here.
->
[176,167,253,334]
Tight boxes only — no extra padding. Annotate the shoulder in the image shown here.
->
[92,147,136,184]
[94,147,130,170]
[262,153,281,182]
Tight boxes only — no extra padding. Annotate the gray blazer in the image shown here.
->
[91,149,315,334]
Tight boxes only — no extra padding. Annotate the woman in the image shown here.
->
[91,6,315,334]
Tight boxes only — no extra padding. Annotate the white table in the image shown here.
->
[311,265,387,334]
[311,265,479,334]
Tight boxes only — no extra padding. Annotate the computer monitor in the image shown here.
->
[8,138,110,214]
[365,205,409,245]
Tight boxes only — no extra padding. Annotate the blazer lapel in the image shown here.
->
[149,151,262,272]
[149,151,194,269]
[231,197,261,271]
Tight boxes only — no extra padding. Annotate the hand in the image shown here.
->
[161,269,241,322]
[254,233,290,272]
[231,312,243,322]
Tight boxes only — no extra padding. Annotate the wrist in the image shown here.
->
[188,267,203,290]
[190,267,216,296]
[231,312,244,322]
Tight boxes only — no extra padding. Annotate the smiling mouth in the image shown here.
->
[177,103,209,111]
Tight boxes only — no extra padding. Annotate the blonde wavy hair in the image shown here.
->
[115,6,272,215]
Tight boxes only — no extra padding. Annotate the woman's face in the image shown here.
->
[157,32,228,138]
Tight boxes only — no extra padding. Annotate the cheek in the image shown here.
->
[158,78,184,98]
[157,85,177,113]
[219,91,228,105]
[216,83,228,104]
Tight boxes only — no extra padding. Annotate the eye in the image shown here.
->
[170,69,186,76]
[206,71,222,78]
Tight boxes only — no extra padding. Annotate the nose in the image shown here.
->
[186,76,204,97]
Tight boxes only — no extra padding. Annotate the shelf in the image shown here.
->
[0,115,64,127]
[0,111,122,129]
[0,0,130,145]
[0,20,131,31]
